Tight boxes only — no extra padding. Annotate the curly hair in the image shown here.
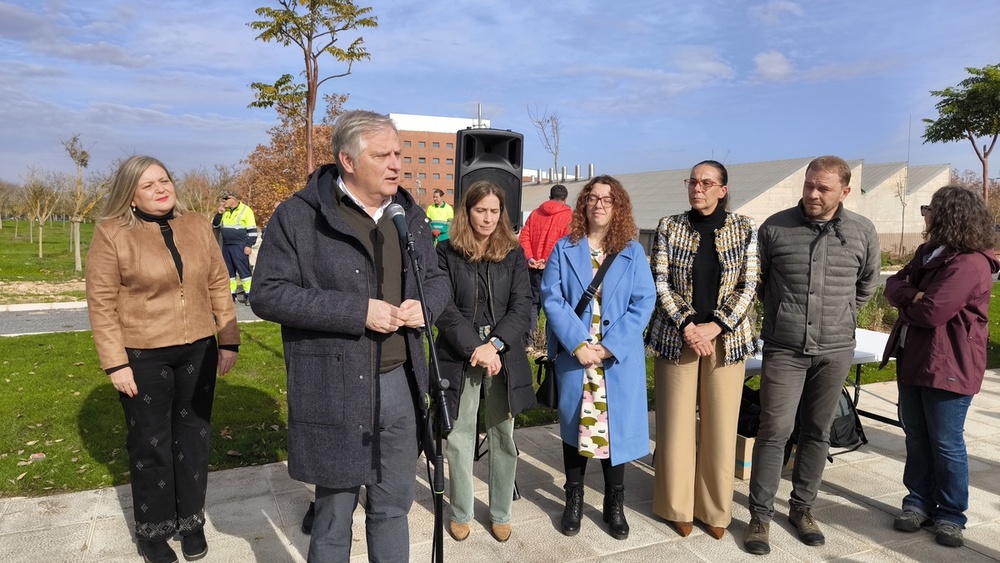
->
[568,175,637,254]
[925,185,997,251]
[448,180,519,262]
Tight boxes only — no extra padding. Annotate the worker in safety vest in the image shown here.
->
[426,188,454,244]
[212,191,258,304]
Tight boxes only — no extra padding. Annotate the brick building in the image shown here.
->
[390,113,490,206]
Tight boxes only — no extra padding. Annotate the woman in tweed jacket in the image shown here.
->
[645,160,758,540]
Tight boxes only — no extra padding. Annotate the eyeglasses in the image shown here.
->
[920,204,932,217]
[684,179,723,190]
[585,195,615,207]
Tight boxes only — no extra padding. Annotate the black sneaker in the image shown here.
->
[935,521,964,547]
[893,509,932,532]
[180,529,207,561]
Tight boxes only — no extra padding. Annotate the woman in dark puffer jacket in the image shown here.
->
[434,180,535,544]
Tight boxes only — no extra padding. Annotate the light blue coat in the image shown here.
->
[541,237,656,465]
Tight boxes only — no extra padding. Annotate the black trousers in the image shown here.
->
[562,441,625,488]
[120,336,217,541]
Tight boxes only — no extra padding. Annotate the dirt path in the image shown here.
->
[0,280,86,304]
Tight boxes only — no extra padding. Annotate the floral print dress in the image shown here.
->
[578,245,610,459]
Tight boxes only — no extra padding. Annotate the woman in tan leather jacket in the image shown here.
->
[86,155,239,563]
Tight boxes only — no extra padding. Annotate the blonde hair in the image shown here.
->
[102,155,186,227]
[449,180,518,262]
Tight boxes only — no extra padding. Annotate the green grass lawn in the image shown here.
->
[0,323,288,496]
[0,219,95,282]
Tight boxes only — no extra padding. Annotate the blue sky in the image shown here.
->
[1,0,999,184]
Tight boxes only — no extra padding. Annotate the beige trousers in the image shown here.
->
[653,340,745,528]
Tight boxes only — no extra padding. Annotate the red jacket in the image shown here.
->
[881,244,999,395]
[518,199,572,264]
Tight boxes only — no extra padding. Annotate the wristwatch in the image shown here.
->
[489,337,505,352]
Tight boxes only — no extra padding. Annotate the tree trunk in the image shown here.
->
[898,208,905,256]
[38,223,44,258]
[73,220,82,272]
[983,157,990,203]
[305,119,314,174]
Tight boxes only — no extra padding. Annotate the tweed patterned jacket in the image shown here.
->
[645,211,759,364]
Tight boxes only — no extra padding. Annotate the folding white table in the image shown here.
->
[745,328,900,427]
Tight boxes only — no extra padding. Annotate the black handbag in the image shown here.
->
[534,356,558,409]
[534,251,618,409]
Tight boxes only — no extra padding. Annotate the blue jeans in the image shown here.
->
[897,381,972,528]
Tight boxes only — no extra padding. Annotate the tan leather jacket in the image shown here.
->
[86,212,240,370]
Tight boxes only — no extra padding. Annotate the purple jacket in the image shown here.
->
[881,243,999,395]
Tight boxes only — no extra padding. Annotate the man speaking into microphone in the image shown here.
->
[251,110,449,562]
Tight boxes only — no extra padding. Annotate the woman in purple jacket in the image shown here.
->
[881,186,999,548]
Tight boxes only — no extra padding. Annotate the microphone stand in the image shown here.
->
[401,230,451,563]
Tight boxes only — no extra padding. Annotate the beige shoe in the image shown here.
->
[449,521,470,541]
[491,522,512,542]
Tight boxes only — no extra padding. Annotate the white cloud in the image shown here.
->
[673,47,736,81]
[750,0,803,25]
[753,51,795,81]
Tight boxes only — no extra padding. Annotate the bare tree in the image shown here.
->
[892,170,908,256]
[528,105,562,181]
[62,135,110,271]
[177,164,240,216]
[0,180,18,230]
[22,170,63,258]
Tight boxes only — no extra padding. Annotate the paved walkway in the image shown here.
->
[3,371,1000,562]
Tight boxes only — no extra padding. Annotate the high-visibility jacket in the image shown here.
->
[213,202,258,248]
[426,202,454,241]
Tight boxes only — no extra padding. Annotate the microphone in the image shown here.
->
[386,203,408,242]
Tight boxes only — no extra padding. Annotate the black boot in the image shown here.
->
[180,528,207,561]
[561,482,584,536]
[603,485,629,539]
[137,539,178,563]
[301,501,316,534]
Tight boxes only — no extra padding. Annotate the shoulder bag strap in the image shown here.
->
[554,251,619,355]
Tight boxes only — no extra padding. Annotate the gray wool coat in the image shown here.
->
[251,164,450,489]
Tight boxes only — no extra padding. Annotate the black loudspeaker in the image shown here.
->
[455,129,524,229]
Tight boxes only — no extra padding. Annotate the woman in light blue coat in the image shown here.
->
[542,175,655,540]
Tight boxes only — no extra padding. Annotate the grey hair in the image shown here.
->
[102,155,186,228]
[331,110,399,169]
